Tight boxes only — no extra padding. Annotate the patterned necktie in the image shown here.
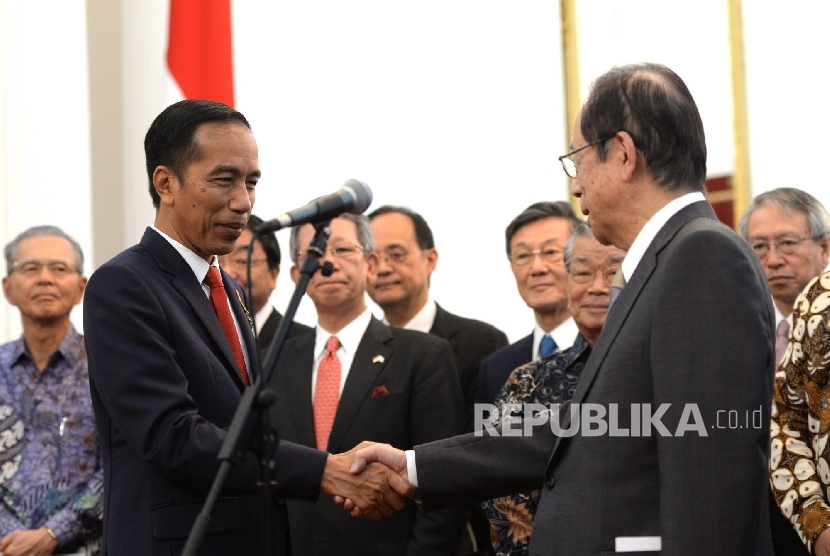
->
[775,319,790,365]
[539,334,557,359]
[314,336,342,451]
[609,271,627,310]
[204,266,250,387]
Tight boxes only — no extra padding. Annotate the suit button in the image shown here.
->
[545,474,554,489]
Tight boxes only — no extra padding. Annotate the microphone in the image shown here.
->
[255,180,373,234]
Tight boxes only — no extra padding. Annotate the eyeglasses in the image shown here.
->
[510,246,563,267]
[299,243,366,265]
[750,235,823,258]
[377,247,419,265]
[558,136,614,179]
[569,265,619,285]
[10,259,80,277]
[222,257,269,270]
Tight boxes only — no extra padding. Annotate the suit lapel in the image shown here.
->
[281,334,317,447]
[429,304,459,349]
[140,229,245,389]
[548,201,716,457]
[225,273,259,383]
[327,318,392,452]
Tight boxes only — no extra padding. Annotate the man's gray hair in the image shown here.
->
[4,225,85,275]
[564,222,595,272]
[739,187,830,241]
[288,213,374,264]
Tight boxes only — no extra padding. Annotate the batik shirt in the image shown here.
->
[0,325,102,548]
[480,333,591,556]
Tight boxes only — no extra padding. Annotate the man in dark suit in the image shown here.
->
[83,100,410,556]
[219,213,312,359]
[367,205,508,555]
[366,205,508,424]
[269,213,465,555]
[349,63,775,555]
[476,202,581,406]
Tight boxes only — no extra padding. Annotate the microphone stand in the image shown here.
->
[182,220,331,556]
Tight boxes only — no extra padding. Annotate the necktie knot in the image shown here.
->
[204,266,224,289]
[539,334,557,359]
[325,336,341,355]
[775,319,791,365]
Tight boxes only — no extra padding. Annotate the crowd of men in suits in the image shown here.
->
[4,61,830,556]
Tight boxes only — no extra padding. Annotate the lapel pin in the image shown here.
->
[235,290,255,332]
[372,355,385,364]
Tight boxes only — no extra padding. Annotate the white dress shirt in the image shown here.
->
[311,308,373,399]
[152,226,252,372]
[532,318,579,360]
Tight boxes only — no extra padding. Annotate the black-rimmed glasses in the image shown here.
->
[558,136,613,179]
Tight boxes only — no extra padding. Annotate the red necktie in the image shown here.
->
[314,336,341,451]
[204,266,250,386]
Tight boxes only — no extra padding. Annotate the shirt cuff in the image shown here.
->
[405,449,418,488]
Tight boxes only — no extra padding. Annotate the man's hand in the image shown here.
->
[0,527,59,556]
[320,443,416,520]
[335,442,417,517]
[815,528,830,556]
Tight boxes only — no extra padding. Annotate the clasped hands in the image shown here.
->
[320,441,416,519]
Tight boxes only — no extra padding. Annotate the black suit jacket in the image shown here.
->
[414,202,775,555]
[429,304,508,424]
[475,333,533,405]
[84,228,328,556]
[269,316,466,556]
[257,307,313,359]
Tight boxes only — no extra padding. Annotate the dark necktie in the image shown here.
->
[539,334,557,359]
[314,336,342,451]
[204,266,250,386]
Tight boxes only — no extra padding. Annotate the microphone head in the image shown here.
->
[341,179,373,215]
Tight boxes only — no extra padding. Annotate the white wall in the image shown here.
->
[743,1,830,201]
[3,1,830,344]
[0,1,93,341]
[234,1,568,340]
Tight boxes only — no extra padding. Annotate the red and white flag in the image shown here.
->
[166,0,234,107]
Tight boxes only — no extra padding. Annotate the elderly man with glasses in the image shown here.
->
[267,213,466,556]
[740,188,830,366]
[348,62,775,556]
[0,225,101,556]
[741,189,830,555]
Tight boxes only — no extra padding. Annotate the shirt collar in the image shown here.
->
[152,226,217,284]
[620,192,705,282]
[314,308,373,360]
[9,323,82,369]
[386,298,437,333]
[532,317,579,359]
[255,304,275,335]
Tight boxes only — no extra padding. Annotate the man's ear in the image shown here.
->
[268,265,279,292]
[424,248,438,277]
[153,166,178,207]
[2,277,15,307]
[616,131,639,182]
[365,251,380,285]
[290,265,300,284]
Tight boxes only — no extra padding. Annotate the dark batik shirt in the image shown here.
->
[481,333,591,556]
[0,325,102,548]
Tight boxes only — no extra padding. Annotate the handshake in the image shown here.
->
[320,442,416,519]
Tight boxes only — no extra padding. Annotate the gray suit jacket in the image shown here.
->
[414,202,775,555]
[269,316,466,556]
